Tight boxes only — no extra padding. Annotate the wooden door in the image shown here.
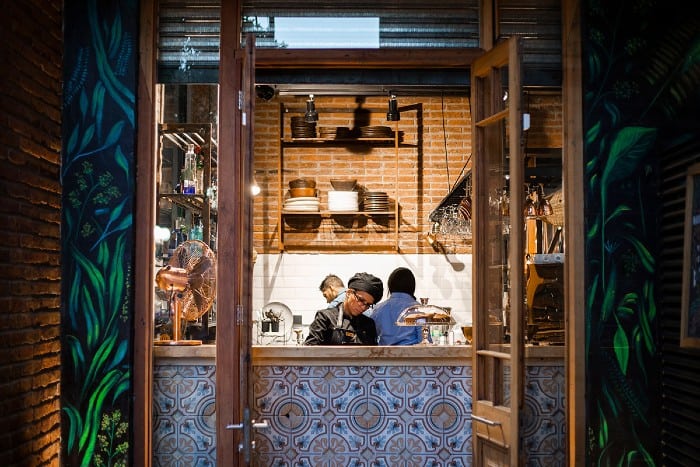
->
[471,36,524,466]
[216,29,259,464]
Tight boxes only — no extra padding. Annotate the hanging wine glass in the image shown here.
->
[537,184,554,217]
[523,187,538,218]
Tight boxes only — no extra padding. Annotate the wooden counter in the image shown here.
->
[154,343,564,365]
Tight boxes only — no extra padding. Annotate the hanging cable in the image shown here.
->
[441,92,451,192]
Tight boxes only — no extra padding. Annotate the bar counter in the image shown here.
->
[153,342,564,364]
[153,344,565,465]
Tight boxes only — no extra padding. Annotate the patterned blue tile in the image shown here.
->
[154,361,564,465]
[153,364,216,466]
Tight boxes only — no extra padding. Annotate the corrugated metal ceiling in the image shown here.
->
[158,0,561,87]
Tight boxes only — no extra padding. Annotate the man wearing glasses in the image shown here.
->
[304,272,384,345]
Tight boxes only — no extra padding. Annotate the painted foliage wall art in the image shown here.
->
[584,0,700,464]
[61,0,138,465]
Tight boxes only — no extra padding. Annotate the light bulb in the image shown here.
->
[251,179,261,196]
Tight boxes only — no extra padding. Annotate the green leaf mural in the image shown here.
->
[584,0,700,464]
[61,1,137,465]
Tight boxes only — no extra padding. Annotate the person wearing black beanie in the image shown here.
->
[371,267,423,345]
[304,272,383,345]
[347,272,384,305]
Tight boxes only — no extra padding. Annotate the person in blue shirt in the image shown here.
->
[371,267,423,345]
[319,274,346,309]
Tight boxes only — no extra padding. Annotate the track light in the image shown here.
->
[386,92,400,121]
[304,94,318,123]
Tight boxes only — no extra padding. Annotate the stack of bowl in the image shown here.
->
[289,178,316,194]
[285,178,319,212]
[328,179,358,212]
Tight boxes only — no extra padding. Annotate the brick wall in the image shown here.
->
[0,1,62,465]
[253,93,561,254]
[250,92,562,336]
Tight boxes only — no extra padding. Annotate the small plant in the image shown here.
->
[262,309,281,332]
[264,309,281,323]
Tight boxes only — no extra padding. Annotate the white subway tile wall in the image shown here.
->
[252,253,472,343]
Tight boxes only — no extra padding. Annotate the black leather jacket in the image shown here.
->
[304,305,378,345]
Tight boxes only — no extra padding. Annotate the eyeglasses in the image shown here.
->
[349,289,374,309]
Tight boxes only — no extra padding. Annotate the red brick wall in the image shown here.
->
[0,1,62,465]
[253,93,561,254]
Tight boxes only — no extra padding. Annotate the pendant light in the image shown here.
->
[386,92,400,121]
[304,94,318,123]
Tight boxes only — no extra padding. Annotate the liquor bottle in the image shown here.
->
[182,144,196,194]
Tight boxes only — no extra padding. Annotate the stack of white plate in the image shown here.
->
[327,191,359,212]
[283,196,320,212]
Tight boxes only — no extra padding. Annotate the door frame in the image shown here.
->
[470,36,524,466]
[216,5,256,465]
[133,2,583,464]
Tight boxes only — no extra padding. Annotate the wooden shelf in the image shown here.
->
[157,122,215,245]
[282,210,395,217]
[282,137,395,144]
[277,102,420,252]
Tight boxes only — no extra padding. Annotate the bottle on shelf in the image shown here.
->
[190,219,204,241]
[195,149,204,194]
[168,217,187,257]
[182,144,197,194]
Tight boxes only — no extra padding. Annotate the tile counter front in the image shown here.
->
[153,345,565,466]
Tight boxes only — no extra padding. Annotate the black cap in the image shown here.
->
[348,272,384,305]
[388,267,416,295]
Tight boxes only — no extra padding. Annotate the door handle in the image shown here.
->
[225,409,270,464]
[225,419,269,430]
[252,420,269,430]
[471,414,501,426]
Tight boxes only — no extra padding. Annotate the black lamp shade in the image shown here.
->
[386,95,400,121]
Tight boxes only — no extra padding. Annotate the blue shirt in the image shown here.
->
[371,292,423,345]
[327,289,346,309]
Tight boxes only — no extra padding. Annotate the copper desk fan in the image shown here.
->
[155,239,216,345]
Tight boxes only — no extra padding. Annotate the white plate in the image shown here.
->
[284,205,320,212]
[284,196,319,202]
[328,200,359,210]
[284,200,320,207]
[328,191,358,201]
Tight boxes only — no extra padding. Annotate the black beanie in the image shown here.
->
[388,267,416,295]
[348,272,384,305]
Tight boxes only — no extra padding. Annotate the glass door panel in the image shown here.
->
[471,36,523,466]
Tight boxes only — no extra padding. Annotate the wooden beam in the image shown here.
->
[562,0,585,464]
[134,0,157,465]
[255,48,482,69]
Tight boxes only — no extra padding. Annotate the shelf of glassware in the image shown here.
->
[157,123,216,247]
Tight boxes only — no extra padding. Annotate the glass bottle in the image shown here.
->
[182,144,196,194]
[190,219,203,241]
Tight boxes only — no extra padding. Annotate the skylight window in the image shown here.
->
[274,17,380,48]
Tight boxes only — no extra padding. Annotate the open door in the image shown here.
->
[216,31,263,464]
[471,36,524,466]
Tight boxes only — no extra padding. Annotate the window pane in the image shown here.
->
[242,1,479,49]
[274,17,379,48]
